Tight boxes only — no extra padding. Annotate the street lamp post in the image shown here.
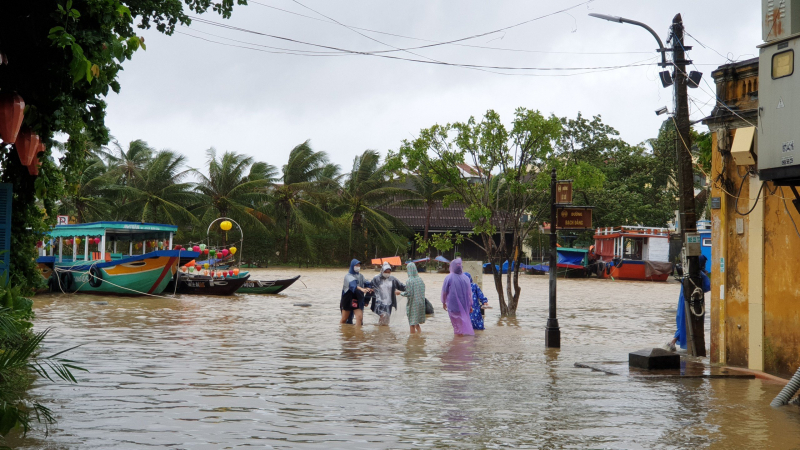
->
[589,12,705,357]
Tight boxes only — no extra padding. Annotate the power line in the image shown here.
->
[187,16,659,72]
[249,0,652,56]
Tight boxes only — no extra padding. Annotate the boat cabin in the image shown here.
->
[593,226,672,281]
[41,221,178,263]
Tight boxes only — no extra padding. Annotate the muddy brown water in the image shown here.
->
[7,268,800,449]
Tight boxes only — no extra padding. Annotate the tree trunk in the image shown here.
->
[282,216,290,263]
[424,202,432,241]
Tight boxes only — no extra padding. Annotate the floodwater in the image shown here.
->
[7,268,800,449]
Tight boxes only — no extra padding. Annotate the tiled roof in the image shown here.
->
[380,201,473,232]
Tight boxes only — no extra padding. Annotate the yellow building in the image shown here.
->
[704,57,800,378]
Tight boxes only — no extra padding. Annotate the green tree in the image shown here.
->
[114,150,198,225]
[271,141,333,263]
[333,150,411,260]
[395,108,562,315]
[59,157,112,223]
[106,139,155,186]
[394,165,449,241]
[193,148,277,232]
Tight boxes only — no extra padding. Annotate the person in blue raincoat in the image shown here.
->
[465,273,488,330]
[666,254,710,351]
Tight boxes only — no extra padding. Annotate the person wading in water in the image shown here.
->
[370,262,405,326]
[340,259,372,326]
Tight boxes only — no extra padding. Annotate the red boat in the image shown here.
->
[593,226,673,282]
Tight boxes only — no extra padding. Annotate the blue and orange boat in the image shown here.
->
[593,226,673,282]
[37,222,198,295]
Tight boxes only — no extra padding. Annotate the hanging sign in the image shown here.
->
[556,207,593,230]
[56,215,70,225]
[556,180,573,204]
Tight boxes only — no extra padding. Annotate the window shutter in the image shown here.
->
[0,184,12,282]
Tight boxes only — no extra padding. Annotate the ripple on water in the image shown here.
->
[6,268,800,449]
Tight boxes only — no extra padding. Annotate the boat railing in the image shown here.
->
[594,226,670,237]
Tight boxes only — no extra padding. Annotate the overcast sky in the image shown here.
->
[103,0,761,175]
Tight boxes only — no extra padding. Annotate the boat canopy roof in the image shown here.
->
[47,221,177,240]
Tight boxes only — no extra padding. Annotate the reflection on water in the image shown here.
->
[7,268,800,449]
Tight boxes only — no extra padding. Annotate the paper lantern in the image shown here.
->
[65,238,72,245]
[220,220,232,231]
[192,245,200,252]
[158,241,164,249]
[195,265,202,272]
[36,241,43,248]
[199,244,206,251]
[203,249,209,255]
[14,130,38,166]
[203,270,209,276]
[181,266,187,273]
[203,263,209,269]
[229,246,237,255]
[188,266,195,273]
[233,268,240,276]
[75,237,82,245]
[221,249,229,257]
[0,92,25,145]
[95,237,102,245]
[209,249,216,258]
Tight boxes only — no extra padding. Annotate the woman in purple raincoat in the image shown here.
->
[441,258,474,336]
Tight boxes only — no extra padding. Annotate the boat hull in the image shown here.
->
[600,260,670,282]
[237,275,300,295]
[40,251,188,295]
[169,274,250,296]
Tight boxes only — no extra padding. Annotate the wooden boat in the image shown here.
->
[37,221,198,295]
[237,275,300,294]
[168,272,250,296]
[593,226,673,281]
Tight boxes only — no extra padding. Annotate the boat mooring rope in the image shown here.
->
[53,265,178,300]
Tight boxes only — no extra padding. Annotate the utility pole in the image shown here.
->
[545,168,560,348]
[671,14,705,357]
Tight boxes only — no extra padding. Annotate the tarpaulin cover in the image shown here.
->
[406,257,430,264]
[434,256,450,263]
[557,249,586,268]
[371,256,402,266]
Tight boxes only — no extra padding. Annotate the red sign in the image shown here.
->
[556,207,592,230]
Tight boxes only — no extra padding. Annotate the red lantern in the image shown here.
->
[195,265,202,272]
[0,92,24,144]
[15,130,37,166]
[36,241,43,248]
[94,237,101,245]
[27,149,41,176]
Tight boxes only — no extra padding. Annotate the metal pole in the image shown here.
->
[546,168,561,348]
[672,14,705,357]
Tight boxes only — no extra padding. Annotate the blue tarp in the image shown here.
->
[434,256,450,263]
[557,250,585,268]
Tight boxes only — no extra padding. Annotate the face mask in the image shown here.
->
[382,272,390,278]
[353,266,360,273]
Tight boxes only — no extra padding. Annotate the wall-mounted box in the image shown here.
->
[731,126,758,165]
[763,0,800,42]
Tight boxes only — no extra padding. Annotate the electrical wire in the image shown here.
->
[249,0,652,56]
[685,31,738,63]
[733,175,765,216]
[780,187,800,239]
[183,18,661,74]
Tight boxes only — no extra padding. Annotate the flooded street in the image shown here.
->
[10,268,800,449]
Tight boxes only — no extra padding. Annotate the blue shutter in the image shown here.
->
[0,184,11,282]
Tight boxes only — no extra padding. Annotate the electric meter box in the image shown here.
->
[759,0,800,184]
[684,233,702,257]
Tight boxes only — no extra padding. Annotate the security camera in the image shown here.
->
[655,106,670,116]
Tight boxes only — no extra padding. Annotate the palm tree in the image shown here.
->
[106,139,154,186]
[114,150,198,224]
[271,141,333,262]
[394,165,450,241]
[332,150,413,259]
[193,148,277,232]
[59,157,112,223]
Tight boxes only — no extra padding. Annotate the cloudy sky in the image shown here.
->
[103,0,761,174]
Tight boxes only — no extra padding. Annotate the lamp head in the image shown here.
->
[588,13,623,23]
[655,106,670,116]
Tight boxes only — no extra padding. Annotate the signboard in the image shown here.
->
[710,197,721,209]
[556,207,592,230]
[556,180,573,204]
[56,215,70,225]
[685,232,701,256]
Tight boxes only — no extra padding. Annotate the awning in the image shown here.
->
[47,221,177,239]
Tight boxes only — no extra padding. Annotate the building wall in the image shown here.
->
[708,58,800,377]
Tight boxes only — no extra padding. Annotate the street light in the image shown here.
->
[588,13,673,87]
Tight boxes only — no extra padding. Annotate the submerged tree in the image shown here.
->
[394,108,562,316]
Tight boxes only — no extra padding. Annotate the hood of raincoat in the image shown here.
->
[382,262,392,273]
[450,258,463,275]
[349,259,361,275]
[699,254,708,273]
[464,272,472,283]
[406,262,419,278]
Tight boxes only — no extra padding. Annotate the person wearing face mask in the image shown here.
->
[340,259,372,326]
[370,262,405,326]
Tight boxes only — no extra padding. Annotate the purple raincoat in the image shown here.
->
[441,258,475,336]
